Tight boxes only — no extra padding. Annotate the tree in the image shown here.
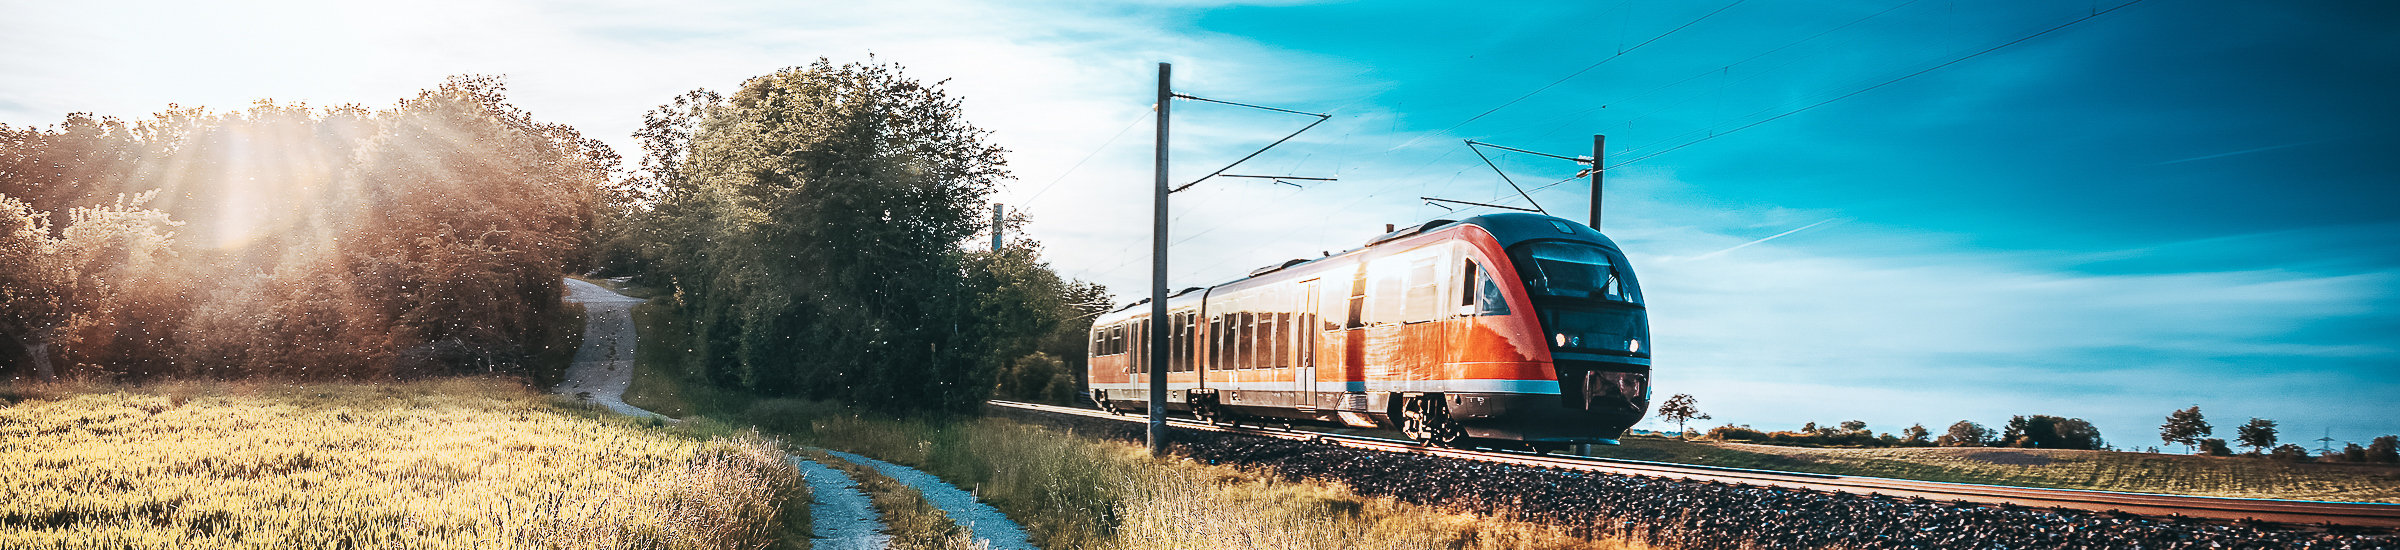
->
[1999,415,2106,450]
[1840,420,1868,432]
[2269,444,2311,462]
[0,191,179,380]
[2159,405,2212,454]
[1937,420,1995,447]
[2343,442,2367,463]
[2199,438,2232,456]
[1901,424,1932,446]
[1655,393,1710,439]
[630,59,1017,412]
[2236,418,2278,455]
[2368,436,2398,464]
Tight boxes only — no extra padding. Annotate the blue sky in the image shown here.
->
[4,0,2392,448]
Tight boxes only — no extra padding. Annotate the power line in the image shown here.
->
[1021,109,1153,207]
[1608,0,2152,170]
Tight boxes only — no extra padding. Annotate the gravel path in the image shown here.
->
[791,456,893,550]
[552,278,665,419]
[823,449,1036,550]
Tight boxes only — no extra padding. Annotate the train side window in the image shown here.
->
[1403,255,1439,322]
[1208,315,1223,370]
[1461,261,1479,310]
[1345,264,1368,329]
[1368,259,1405,325]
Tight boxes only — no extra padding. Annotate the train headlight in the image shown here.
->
[1628,338,1641,353]
[1554,333,1567,347]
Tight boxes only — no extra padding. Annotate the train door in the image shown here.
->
[1297,279,1320,410]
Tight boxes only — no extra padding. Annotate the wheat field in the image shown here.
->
[0,378,805,549]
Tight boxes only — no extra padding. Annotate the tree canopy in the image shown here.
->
[613,59,1099,412]
[1,76,607,381]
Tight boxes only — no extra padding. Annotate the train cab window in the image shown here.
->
[1476,265,1512,316]
[1510,241,1643,304]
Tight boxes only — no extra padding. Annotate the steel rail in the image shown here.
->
[988,400,2400,529]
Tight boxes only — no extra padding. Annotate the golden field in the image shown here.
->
[0,378,806,549]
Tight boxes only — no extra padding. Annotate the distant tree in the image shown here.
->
[2342,442,2367,463]
[1655,393,1710,439]
[1800,421,1820,434]
[2159,406,2212,454]
[2369,436,2399,464]
[1840,420,1868,432]
[2199,438,2233,457]
[2269,444,2311,462]
[2000,415,2105,450]
[2236,418,2278,455]
[1938,420,1995,447]
[1901,424,1932,446]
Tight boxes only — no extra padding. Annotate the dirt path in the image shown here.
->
[551,278,896,549]
[553,278,664,419]
[823,449,1036,550]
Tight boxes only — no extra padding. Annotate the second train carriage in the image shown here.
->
[1086,212,1652,447]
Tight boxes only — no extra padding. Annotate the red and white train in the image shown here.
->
[1087,213,1651,448]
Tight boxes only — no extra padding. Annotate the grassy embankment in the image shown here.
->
[0,377,810,549]
[623,298,1640,550]
[1588,435,2400,503]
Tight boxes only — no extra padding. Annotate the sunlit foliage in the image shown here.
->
[0,378,803,549]
[615,59,1101,412]
[0,76,607,380]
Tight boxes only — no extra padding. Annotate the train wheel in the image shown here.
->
[1400,395,1463,447]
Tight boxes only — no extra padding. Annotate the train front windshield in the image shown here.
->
[1510,241,1649,356]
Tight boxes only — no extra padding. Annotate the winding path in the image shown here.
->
[554,278,662,419]
[552,277,1030,550]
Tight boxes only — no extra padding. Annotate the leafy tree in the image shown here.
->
[2343,442,2367,463]
[0,191,179,380]
[1937,420,1995,447]
[2159,405,2212,454]
[1655,393,1710,439]
[2368,435,2398,464]
[2236,418,2278,455]
[2269,444,2311,462]
[2199,438,2232,456]
[1839,420,1868,432]
[1901,423,1932,446]
[629,59,1021,412]
[2001,415,2105,450]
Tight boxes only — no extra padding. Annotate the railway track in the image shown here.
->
[989,400,2400,529]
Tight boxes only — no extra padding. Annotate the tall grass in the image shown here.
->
[0,378,807,549]
[740,398,1631,550]
[626,287,1646,549]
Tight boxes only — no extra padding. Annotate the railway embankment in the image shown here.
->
[993,405,2400,550]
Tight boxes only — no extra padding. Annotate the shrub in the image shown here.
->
[2199,438,2233,456]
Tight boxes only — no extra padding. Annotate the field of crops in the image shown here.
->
[0,378,806,549]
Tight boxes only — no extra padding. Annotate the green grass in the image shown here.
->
[1592,435,2400,503]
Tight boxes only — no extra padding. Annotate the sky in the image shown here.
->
[5,0,2394,449]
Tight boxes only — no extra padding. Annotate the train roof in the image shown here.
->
[1098,213,1623,318]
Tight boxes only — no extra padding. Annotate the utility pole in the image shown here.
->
[1589,135,1605,231]
[1149,62,1172,457]
[991,204,1004,251]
